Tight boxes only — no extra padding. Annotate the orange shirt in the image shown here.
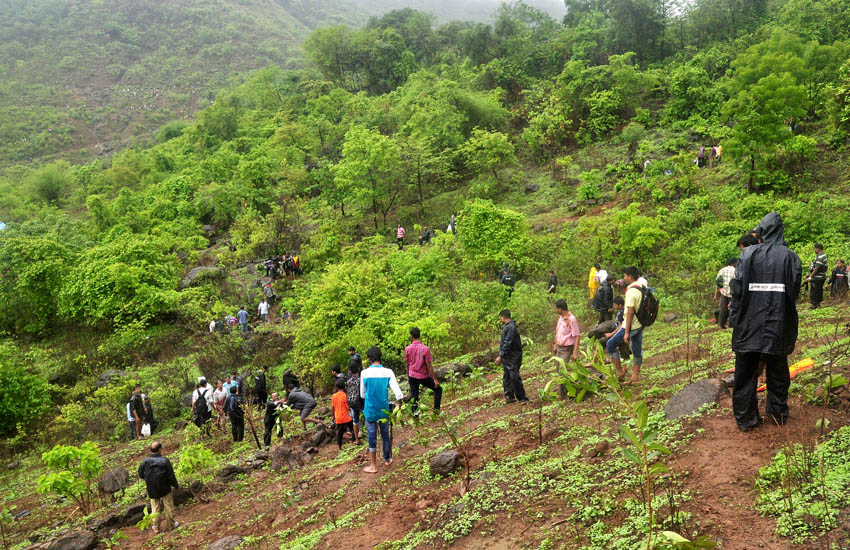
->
[331,390,352,424]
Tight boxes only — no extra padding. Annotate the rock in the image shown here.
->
[181,266,222,288]
[172,486,195,507]
[174,419,188,431]
[663,313,678,323]
[429,450,461,477]
[216,464,250,483]
[308,425,329,447]
[567,201,578,211]
[584,199,597,206]
[315,406,330,418]
[93,514,123,533]
[96,370,128,388]
[524,183,540,193]
[664,379,729,420]
[4,460,21,471]
[47,531,96,550]
[584,441,609,459]
[254,451,269,461]
[208,535,244,550]
[723,374,735,387]
[124,504,147,526]
[588,321,618,341]
[98,468,129,494]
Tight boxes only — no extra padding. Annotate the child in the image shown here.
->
[829,259,848,299]
[331,378,356,449]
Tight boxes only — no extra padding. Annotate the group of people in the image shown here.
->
[263,253,301,279]
[208,302,292,334]
[696,145,722,168]
[127,386,158,440]
[395,213,458,250]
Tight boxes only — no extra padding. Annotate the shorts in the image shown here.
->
[300,404,315,420]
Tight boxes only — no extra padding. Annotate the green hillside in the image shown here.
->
[2,0,850,548]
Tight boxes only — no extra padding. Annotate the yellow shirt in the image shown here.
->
[588,267,599,298]
[623,283,643,330]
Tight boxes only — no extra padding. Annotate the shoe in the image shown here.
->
[518,399,530,405]
[505,397,516,403]
[738,417,764,432]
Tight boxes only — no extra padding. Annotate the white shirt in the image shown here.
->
[126,402,134,422]
[258,302,269,315]
[637,276,648,287]
[209,320,216,333]
[192,386,214,409]
[213,388,227,408]
[596,269,608,283]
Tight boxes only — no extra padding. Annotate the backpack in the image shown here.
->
[194,388,209,417]
[635,285,660,327]
[346,376,362,408]
[502,271,514,287]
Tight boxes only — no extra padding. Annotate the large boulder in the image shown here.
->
[124,503,147,526]
[208,535,244,550]
[98,468,129,494]
[429,450,461,477]
[215,464,250,483]
[47,531,96,550]
[524,183,540,193]
[181,266,222,288]
[588,321,618,341]
[664,379,729,420]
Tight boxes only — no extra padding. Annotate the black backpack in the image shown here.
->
[502,271,514,286]
[635,286,660,327]
[194,388,209,417]
[346,375,362,408]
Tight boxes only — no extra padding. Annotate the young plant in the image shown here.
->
[36,441,103,515]
[0,503,16,547]
[100,530,129,550]
[136,507,159,532]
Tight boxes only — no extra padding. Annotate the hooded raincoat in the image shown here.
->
[730,212,802,356]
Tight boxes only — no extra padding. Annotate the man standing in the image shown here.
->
[605,267,646,384]
[546,270,558,295]
[806,243,828,309]
[592,274,614,322]
[191,379,213,435]
[138,441,179,534]
[552,300,580,399]
[731,212,801,431]
[405,327,442,414]
[495,309,528,403]
[499,264,515,297]
[130,386,146,440]
[348,346,363,373]
[258,299,270,323]
[237,306,249,331]
[396,224,406,250]
[213,379,228,432]
[360,347,404,473]
[714,258,737,329]
[126,401,136,441]
[226,386,244,442]
[254,369,267,409]
[448,213,457,235]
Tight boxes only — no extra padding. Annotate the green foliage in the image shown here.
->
[26,162,73,205]
[37,441,103,514]
[456,199,539,277]
[460,128,517,180]
[0,351,51,436]
[175,444,216,481]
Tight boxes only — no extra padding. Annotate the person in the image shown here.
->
[226,386,245,442]
[191,379,213,435]
[697,146,706,168]
[263,393,285,450]
[708,146,717,169]
[126,401,137,441]
[237,306,249,331]
[588,263,600,299]
[806,243,828,309]
[281,309,292,322]
[396,224,406,250]
[130,386,147,440]
[730,212,801,431]
[213,379,228,432]
[592,274,614,322]
[546,270,558,295]
[499,263,515,297]
[209,320,216,333]
[405,327,442,414]
[222,375,235,396]
[263,282,275,305]
[605,267,647,384]
[552,300,580,399]
[331,378,355,449]
[348,346,363,372]
[231,371,245,400]
[360,347,403,473]
[447,213,457,235]
[138,441,179,534]
[332,365,346,382]
[258,299,270,323]
[283,386,322,431]
[829,259,848,299]
[714,258,737,329]
[495,309,528,404]
[254,369,267,409]
[292,252,301,275]
[596,266,609,286]
[715,144,722,164]
[737,233,759,250]
[419,228,432,245]
[144,395,158,435]
[346,363,365,445]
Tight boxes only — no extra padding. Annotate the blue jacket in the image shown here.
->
[359,364,403,422]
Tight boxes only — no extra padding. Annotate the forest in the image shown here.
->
[2,0,850,548]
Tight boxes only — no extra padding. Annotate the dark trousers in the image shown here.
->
[128,420,136,441]
[597,310,612,323]
[733,352,790,429]
[409,376,443,412]
[335,421,354,448]
[263,419,275,448]
[718,294,731,328]
[397,238,404,250]
[256,392,267,410]
[502,359,527,401]
[230,415,245,442]
[811,278,825,306]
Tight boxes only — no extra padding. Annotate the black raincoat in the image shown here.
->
[730,212,802,356]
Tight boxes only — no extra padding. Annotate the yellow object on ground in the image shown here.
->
[756,358,814,392]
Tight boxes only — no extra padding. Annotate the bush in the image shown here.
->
[0,356,52,437]
[36,442,103,515]
[456,199,540,277]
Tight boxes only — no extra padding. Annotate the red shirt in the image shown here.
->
[331,391,352,424]
[405,340,433,379]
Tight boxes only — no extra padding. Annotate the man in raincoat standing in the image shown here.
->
[730,212,801,431]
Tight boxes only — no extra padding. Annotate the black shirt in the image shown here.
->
[138,453,178,499]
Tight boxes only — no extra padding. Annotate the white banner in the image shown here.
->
[748,283,786,292]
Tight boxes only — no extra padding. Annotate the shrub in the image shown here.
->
[37,442,103,515]
[456,199,540,277]
[0,357,52,437]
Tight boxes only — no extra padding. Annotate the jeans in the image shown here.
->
[150,491,175,530]
[240,322,249,332]
[718,294,731,328]
[409,376,442,412]
[365,419,392,461]
[350,406,363,426]
[606,326,644,365]
[733,353,790,429]
[502,358,527,401]
[261,313,269,323]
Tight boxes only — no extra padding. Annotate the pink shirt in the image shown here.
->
[397,226,406,238]
[555,313,580,347]
[405,340,433,379]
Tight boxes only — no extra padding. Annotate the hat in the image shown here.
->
[198,376,206,383]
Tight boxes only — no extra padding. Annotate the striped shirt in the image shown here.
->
[716,266,736,298]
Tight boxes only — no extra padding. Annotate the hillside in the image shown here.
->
[2,0,850,549]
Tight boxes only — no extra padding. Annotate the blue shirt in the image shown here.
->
[359,364,403,422]
[237,310,249,324]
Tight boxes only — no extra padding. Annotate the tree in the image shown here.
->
[0,351,51,436]
[303,25,355,88]
[27,162,72,205]
[460,129,517,181]
[456,199,539,276]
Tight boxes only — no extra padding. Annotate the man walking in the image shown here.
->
[495,309,528,403]
[130,386,146,440]
[552,299,580,399]
[546,270,558,295]
[714,258,737,329]
[137,441,179,534]
[360,347,404,473]
[806,243,828,309]
[730,212,801,431]
[263,393,285,451]
[226,386,244,442]
[405,327,442,414]
[283,386,322,431]
[348,346,363,373]
[605,267,646,384]
[396,224,406,250]
[258,298,270,323]
[237,306,249,331]
[592,274,614,322]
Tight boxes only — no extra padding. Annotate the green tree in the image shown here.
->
[27,162,72,205]
[0,351,51,436]
[456,199,539,276]
[37,442,103,515]
[460,129,517,181]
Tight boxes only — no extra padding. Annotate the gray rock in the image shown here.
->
[663,313,678,323]
[254,451,269,461]
[4,460,21,471]
[587,321,618,340]
[524,183,540,193]
[208,535,244,550]
[124,504,147,526]
[174,419,189,431]
[665,379,729,420]
[216,464,250,483]
[270,447,297,471]
[96,370,128,388]
[172,486,195,507]
[584,198,597,206]
[181,266,222,288]
[98,468,129,494]
[93,514,123,533]
[47,531,96,550]
[429,450,461,477]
